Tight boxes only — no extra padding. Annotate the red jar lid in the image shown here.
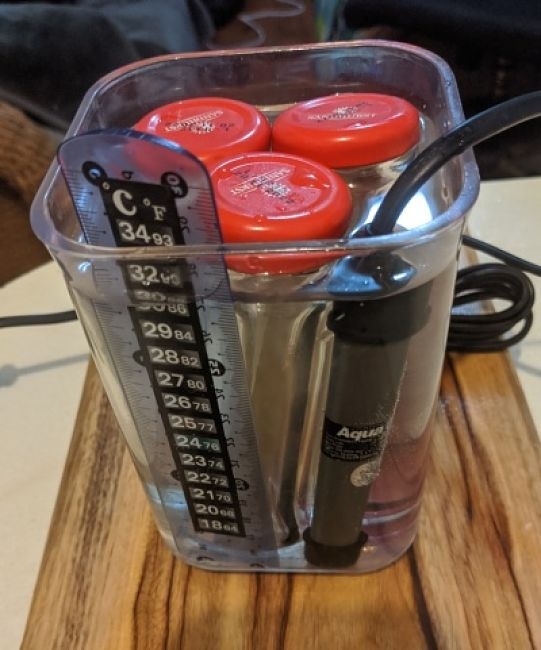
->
[272,93,420,168]
[210,152,352,274]
[134,97,271,166]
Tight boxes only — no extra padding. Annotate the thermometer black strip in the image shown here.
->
[125,275,244,536]
[94,168,245,536]
[58,130,276,549]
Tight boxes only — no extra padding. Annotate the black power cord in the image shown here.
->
[450,255,536,352]
[369,92,541,235]
[0,309,76,328]
[450,235,539,352]
[367,91,541,352]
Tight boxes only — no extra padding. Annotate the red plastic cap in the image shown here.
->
[272,93,420,168]
[134,97,271,166]
[210,152,352,274]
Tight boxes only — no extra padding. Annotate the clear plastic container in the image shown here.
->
[31,41,479,573]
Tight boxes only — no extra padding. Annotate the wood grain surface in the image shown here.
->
[21,350,541,650]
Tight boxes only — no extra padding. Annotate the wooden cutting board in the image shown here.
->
[21,351,541,649]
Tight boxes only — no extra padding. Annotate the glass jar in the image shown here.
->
[210,150,352,542]
[134,96,271,166]
[271,92,420,233]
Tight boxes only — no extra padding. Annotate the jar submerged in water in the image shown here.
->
[211,151,352,543]
[273,94,440,568]
[134,96,271,166]
[272,93,420,232]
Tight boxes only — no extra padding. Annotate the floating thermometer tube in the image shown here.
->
[304,274,432,567]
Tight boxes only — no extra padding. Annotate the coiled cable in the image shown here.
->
[367,92,541,352]
[449,259,535,352]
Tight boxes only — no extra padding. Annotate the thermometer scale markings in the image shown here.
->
[59,130,275,548]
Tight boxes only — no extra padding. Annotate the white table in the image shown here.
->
[466,178,541,428]
[1,177,540,650]
[0,264,88,650]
